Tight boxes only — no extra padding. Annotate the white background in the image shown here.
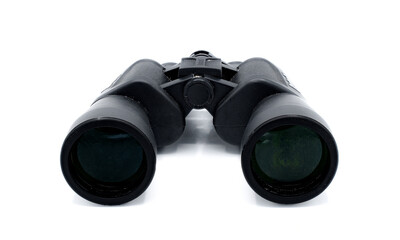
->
[1,0,399,239]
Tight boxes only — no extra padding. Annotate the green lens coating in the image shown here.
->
[252,125,324,183]
[75,127,144,183]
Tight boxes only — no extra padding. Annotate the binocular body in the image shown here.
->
[61,51,338,205]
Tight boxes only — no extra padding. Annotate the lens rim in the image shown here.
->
[241,116,338,204]
[61,118,156,205]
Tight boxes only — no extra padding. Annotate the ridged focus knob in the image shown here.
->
[183,77,214,109]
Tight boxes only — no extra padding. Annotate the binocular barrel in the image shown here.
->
[61,96,157,205]
[61,51,338,205]
[241,94,338,204]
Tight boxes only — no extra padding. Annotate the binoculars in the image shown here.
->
[61,51,338,205]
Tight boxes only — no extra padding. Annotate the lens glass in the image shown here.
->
[74,127,144,183]
[252,125,325,183]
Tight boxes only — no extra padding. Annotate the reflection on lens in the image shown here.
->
[74,127,144,183]
[252,125,324,183]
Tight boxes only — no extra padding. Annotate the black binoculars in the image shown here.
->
[61,51,338,205]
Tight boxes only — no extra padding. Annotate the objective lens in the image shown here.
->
[72,127,145,184]
[251,125,328,185]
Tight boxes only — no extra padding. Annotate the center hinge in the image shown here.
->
[161,51,239,116]
[163,50,238,80]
